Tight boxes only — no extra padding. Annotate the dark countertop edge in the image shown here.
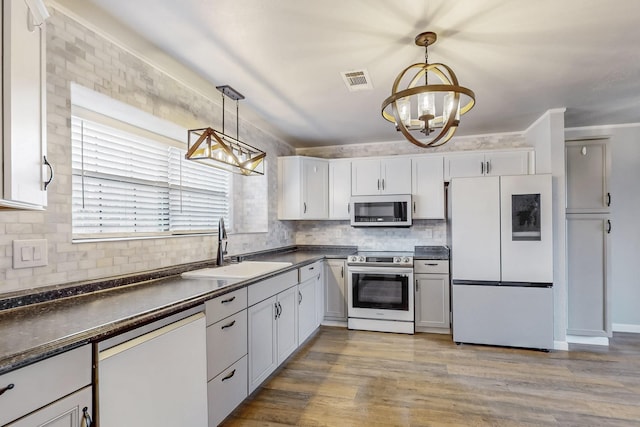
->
[0,245,358,312]
[0,246,357,374]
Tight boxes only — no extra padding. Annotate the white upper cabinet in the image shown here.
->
[351,157,411,196]
[565,139,610,214]
[444,149,532,181]
[1,0,48,209]
[328,159,351,219]
[411,156,445,219]
[278,156,329,220]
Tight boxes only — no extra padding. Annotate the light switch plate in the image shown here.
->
[13,239,48,268]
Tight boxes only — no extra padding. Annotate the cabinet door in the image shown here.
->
[444,152,486,180]
[567,215,611,337]
[485,150,531,176]
[411,156,445,219]
[98,314,208,427]
[7,386,92,427]
[566,139,610,214]
[381,157,412,194]
[208,356,248,427]
[351,158,381,195]
[302,158,328,218]
[248,296,277,393]
[329,160,351,219]
[276,286,299,365]
[1,0,47,208]
[450,176,501,281]
[324,259,346,320]
[298,277,317,343]
[415,274,450,329]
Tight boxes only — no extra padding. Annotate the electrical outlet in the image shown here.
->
[13,239,48,268]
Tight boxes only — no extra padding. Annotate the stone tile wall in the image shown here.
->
[0,10,294,294]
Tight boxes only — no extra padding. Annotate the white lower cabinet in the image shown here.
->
[0,345,92,426]
[248,284,299,394]
[414,260,450,332]
[324,259,347,321]
[208,356,248,427]
[98,313,208,427]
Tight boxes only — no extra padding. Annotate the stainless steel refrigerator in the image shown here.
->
[450,174,554,350]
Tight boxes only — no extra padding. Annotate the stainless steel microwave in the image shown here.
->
[350,194,412,227]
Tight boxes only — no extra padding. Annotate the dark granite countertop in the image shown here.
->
[0,245,356,375]
[413,246,450,260]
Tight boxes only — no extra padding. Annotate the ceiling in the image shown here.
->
[66,0,640,148]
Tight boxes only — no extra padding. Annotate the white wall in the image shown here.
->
[565,124,640,330]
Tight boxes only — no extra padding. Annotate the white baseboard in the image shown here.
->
[612,323,640,333]
[566,335,609,346]
[553,341,569,351]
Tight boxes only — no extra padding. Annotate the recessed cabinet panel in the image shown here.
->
[566,139,610,214]
[324,260,347,321]
[415,274,450,329]
[278,156,328,219]
[411,156,445,219]
[329,160,351,219]
[7,386,92,427]
[351,157,411,196]
[445,150,532,181]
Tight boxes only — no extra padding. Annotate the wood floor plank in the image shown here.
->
[222,328,640,426]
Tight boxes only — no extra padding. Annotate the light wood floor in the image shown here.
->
[222,327,640,427]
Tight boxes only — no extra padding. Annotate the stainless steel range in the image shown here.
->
[347,251,414,334]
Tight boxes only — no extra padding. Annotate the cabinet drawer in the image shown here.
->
[248,270,298,306]
[0,345,92,426]
[207,310,248,380]
[414,260,449,274]
[299,261,322,282]
[206,287,247,325]
[208,355,248,427]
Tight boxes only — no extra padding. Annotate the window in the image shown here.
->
[71,116,231,237]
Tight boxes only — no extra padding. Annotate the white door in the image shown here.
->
[7,386,92,427]
[324,260,346,320]
[248,296,277,393]
[381,157,411,194]
[302,158,328,218]
[445,152,486,180]
[567,214,611,337]
[411,156,445,219]
[565,139,610,214]
[500,174,553,283]
[298,278,317,343]
[351,158,381,195]
[329,160,351,219]
[276,286,299,364]
[485,151,531,176]
[451,176,501,281]
[415,274,450,329]
[98,314,208,427]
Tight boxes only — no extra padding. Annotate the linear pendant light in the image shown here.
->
[186,85,266,176]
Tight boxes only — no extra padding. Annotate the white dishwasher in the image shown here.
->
[97,309,208,426]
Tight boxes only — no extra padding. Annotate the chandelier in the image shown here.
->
[381,32,476,147]
[186,85,266,175]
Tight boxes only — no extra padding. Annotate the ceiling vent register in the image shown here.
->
[341,69,374,91]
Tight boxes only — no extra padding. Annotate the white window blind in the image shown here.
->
[71,116,230,237]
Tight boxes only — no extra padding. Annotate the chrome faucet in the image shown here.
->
[216,217,228,266]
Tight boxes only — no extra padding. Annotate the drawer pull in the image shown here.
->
[82,406,93,427]
[220,296,236,304]
[0,383,14,396]
[424,263,439,266]
[221,320,236,330]
[221,369,236,382]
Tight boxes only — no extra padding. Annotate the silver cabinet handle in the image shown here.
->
[0,383,14,396]
[382,179,385,190]
[481,161,484,175]
[221,296,236,304]
[221,320,236,330]
[486,161,490,174]
[424,263,438,266]
[43,156,54,190]
[221,369,236,382]
[82,406,93,427]
[377,179,380,190]
[607,220,612,234]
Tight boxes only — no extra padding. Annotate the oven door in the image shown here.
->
[347,266,414,322]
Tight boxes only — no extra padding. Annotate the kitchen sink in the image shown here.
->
[181,261,293,279]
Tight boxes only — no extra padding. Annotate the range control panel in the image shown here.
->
[347,254,413,266]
